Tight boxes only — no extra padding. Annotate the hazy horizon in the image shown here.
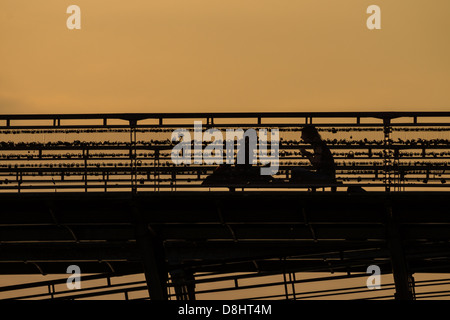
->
[1,0,450,115]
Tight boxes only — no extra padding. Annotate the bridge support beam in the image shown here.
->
[170,269,196,300]
[386,205,415,300]
[133,206,168,300]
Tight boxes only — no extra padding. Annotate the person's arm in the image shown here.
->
[300,146,322,168]
[300,147,314,163]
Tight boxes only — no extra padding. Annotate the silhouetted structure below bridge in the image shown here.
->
[0,112,449,300]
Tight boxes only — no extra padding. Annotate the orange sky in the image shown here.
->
[0,0,449,114]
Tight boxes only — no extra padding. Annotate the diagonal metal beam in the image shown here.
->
[132,202,168,300]
[385,204,415,300]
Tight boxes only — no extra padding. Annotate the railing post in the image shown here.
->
[383,118,393,192]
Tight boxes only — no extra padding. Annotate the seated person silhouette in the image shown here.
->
[202,163,271,186]
[202,137,273,187]
[291,125,337,184]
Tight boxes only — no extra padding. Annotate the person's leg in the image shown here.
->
[291,168,335,183]
[291,167,317,182]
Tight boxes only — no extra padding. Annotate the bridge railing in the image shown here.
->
[0,112,448,192]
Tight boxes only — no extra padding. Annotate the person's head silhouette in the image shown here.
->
[301,125,321,144]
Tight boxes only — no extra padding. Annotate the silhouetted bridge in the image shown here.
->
[0,112,449,300]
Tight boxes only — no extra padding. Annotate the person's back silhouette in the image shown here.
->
[291,125,336,183]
